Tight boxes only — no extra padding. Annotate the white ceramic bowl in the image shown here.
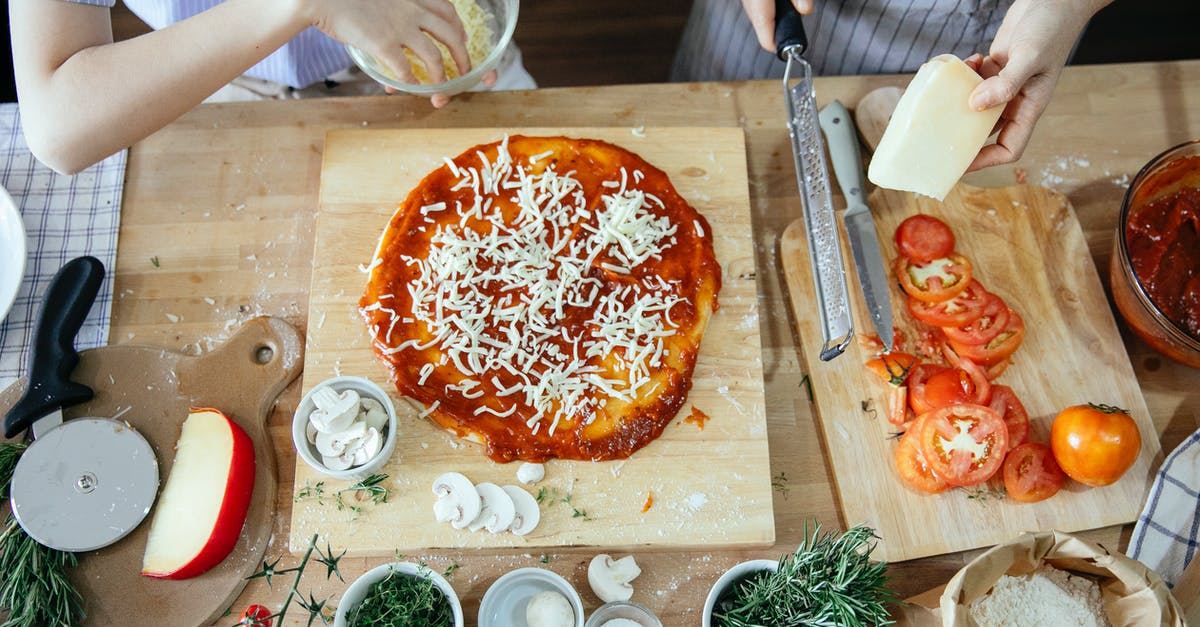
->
[292,375,398,480]
[478,567,585,627]
[701,559,778,627]
[584,600,662,627]
[335,562,464,627]
[0,184,26,322]
[346,0,519,97]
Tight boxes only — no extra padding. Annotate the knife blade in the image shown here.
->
[819,100,894,351]
[775,1,853,361]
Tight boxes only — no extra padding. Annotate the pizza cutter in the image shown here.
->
[2,256,159,552]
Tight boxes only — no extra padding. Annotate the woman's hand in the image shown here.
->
[966,0,1112,171]
[740,0,813,52]
[303,0,475,106]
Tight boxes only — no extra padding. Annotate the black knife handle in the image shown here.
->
[3,256,104,439]
[774,0,808,59]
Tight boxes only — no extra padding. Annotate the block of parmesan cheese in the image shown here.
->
[867,54,1004,200]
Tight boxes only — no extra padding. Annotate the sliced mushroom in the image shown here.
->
[309,386,361,433]
[587,553,641,603]
[305,421,319,445]
[467,482,516,533]
[314,421,367,458]
[516,462,545,485]
[503,485,540,536]
[348,427,383,466]
[431,472,481,529]
[360,398,389,431]
[323,450,355,471]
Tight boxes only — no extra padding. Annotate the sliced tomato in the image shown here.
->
[939,346,993,407]
[857,328,909,354]
[989,385,1030,447]
[895,416,949,493]
[1002,442,1066,503]
[917,404,1009,487]
[895,214,956,262]
[948,308,1025,366]
[895,254,974,303]
[909,366,990,415]
[906,363,949,414]
[906,279,989,327]
[985,359,1011,380]
[866,352,918,386]
[888,385,913,427]
[943,292,1010,345]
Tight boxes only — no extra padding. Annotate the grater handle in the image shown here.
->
[774,0,808,59]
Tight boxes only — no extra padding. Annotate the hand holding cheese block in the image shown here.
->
[142,408,255,580]
[867,54,1004,200]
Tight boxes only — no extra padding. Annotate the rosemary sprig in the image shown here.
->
[0,442,85,627]
[712,522,897,627]
[0,515,85,627]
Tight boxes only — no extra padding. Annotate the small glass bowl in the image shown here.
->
[478,567,584,627]
[584,600,662,627]
[346,0,519,97]
[1110,139,1200,368]
[291,375,398,480]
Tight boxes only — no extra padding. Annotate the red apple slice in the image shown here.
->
[141,407,255,579]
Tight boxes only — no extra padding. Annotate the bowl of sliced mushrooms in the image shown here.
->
[292,376,397,480]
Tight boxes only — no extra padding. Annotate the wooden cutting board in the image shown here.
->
[290,127,774,553]
[0,317,302,626]
[781,182,1162,562]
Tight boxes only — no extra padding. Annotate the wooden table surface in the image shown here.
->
[111,60,1200,625]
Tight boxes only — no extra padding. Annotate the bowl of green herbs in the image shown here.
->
[702,523,899,627]
[334,561,464,627]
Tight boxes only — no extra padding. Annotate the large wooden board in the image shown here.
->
[782,182,1162,562]
[291,127,773,553]
[0,317,303,626]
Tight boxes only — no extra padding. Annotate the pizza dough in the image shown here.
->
[360,136,721,462]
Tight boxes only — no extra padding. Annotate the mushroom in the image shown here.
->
[467,482,516,533]
[360,398,389,431]
[587,554,641,603]
[305,421,319,445]
[502,485,540,536]
[431,472,481,529]
[314,421,366,458]
[309,386,361,433]
[516,462,545,485]
[525,589,574,627]
[323,450,355,471]
[349,427,383,466]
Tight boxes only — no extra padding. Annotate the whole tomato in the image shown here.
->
[1050,403,1141,487]
[238,605,272,627]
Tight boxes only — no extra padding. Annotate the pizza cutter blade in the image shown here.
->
[3,256,159,552]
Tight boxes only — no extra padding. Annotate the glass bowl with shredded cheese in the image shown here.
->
[346,0,518,97]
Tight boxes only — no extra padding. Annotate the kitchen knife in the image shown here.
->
[819,100,894,351]
[3,256,159,552]
[775,0,853,361]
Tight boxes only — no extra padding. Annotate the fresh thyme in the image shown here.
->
[294,474,391,515]
[799,374,814,402]
[347,564,453,626]
[963,485,1007,501]
[150,256,160,268]
[711,522,897,627]
[771,472,790,499]
[860,399,878,420]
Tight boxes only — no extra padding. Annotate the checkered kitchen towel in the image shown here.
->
[0,103,126,389]
[1129,429,1200,587]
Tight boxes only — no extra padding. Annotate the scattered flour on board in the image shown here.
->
[685,493,708,510]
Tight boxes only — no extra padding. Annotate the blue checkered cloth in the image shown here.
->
[0,103,125,388]
[1129,429,1200,587]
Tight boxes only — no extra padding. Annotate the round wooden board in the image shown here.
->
[0,316,303,626]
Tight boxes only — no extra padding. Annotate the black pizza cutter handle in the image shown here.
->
[774,0,809,59]
[3,256,104,439]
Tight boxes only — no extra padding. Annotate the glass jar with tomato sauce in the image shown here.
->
[1110,139,1200,368]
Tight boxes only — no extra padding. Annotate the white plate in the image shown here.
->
[0,185,26,322]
